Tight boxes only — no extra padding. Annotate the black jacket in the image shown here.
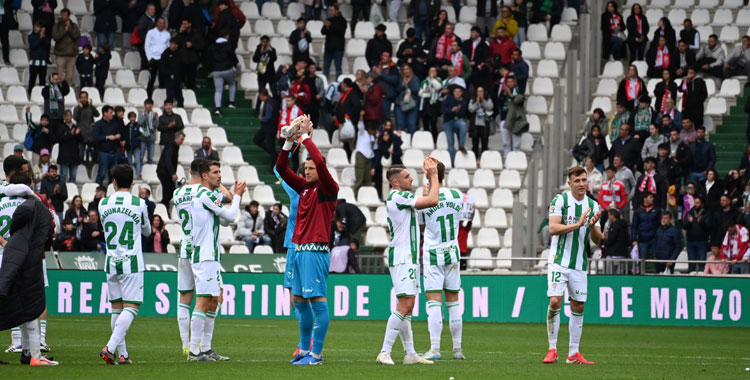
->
[603,218,629,257]
[176,27,205,66]
[194,147,219,161]
[396,37,425,64]
[475,0,498,17]
[157,112,184,146]
[407,0,439,20]
[122,121,141,152]
[321,15,347,52]
[679,77,708,116]
[95,50,111,79]
[676,49,696,71]
[211,39,238,72]
[633,172,666,210]
[120,0,146,32]
[653,80,678,114]
[157,141,179,178]
[252,45,277,82]
[76,53,95,76]
[626,13,649,43]
[94,0,118,33]
[32,0,58,31]
[0,197,52,331]
[609,136,641,172]
[26,114,54,155]
[40,175,68,213]
[336,87,363,126]
[55,122,82,165]
[159,48,182,88]
[683,206,711,242]
[365,35,393,68]
[700,180,724,213]
[335,201,366,236]
[652,26,677,50]
[213,8,239,49]
[710,208,740,246]
[142,228,170,253]
[530,0,562,25]
[646,45,678,75]
[28,32,51,62]
[289,28,312,64]
[80,221,104,251]
[461,38,489,67]
[93,117,120,153]
[578,134,609,166]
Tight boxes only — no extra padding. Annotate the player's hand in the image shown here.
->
[299,114,312,135]
[578,208,590,227]
[589,211,601,226]
[423,155,438,176]
[234,181,247,197]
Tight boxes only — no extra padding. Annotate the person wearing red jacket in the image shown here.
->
[277,115,339,365]
[721,223,750,274]
[289,68,311,110]
[488,26,516,66]
[598,167,628,210]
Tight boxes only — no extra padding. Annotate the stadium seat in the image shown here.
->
[593,78,618,97]
[668,9,687,28]
[0,67,20,85]
[0,105,20,123]
[472,169,495,189]
[550,25,571,42]
[402,149,425,168]
[527,114,541,134]
[178,145,193,165]
[18,13,32,31]
[240,73,259,91]
[182,127,203,146]
[360,206,375,227]
[491,188,514,209]
[447,169,470,189]
[374,206,388,226]
[711,9,733,27]
[240,2,259,18]
[479,151,503,170]
[352,57,370,73]
[477,228,501,249]
[690,9,710,26]
[696,0,719,7]
[6,86,28,104]
[674,250,689,273]
[346,39,366,58]
[526,24,548,42]
[499,170,522,190]
[67,0,88,14]
[354,21,375,39]
[253,185,276,206]
[590,96,612,114]
[723,0,743,7]
[705,98,727,116]
[719,25,740,44]
[338,186,358,205]
[543,42,565,61]
[220,165,236,187]
[326,148,350,168]
[124,51,141,70]
[383,22,400,41]
[191,108,214,127]
[411,131,434,150]
[357,186,382,207]
[307,20,324,39]
[484,208,508,229]
[494,248,512,271]
[9,49,28,67]
[103,88,126,106]
[645,9,663,24]
[365,226,389,248]
[277,19,296,36]
[504,152,528,171]
[182,90,199,108]
[221,146,245,165]
[632,60,648,77]
[456,6,476,23]
[435,132,448,150]
[717,79,741,97]
[141,164,159,184]
[601,61,624,78]
[311,130,331,149]
[286,2,304,19]
[525,96,548,114]
[536,60,559,78]
[453,151,477,170]
[154,203,170,222]
[533,249,549,271]
[251,245,273,254]
[81,183,99,203]
[271,37,292,56]
[109,52,123,70]
[465,188,487,209]
[261,2,283,19]
[127,88,147,106]
[468,248,494,270]
[76,166,91,182]
[737,9,750,27]
[532,77,554,96]
[503,229,513,248]
[519,41,542,60]
[206,127,229,147]
[430,149,453,169]
[229,245,250,254]
[340,167,356,187]
[254,19,276,36]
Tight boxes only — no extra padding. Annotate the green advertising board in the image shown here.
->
[46,271,749,326]
[56,252,287,273]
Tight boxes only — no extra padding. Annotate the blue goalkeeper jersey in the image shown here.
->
[275,166,299,250]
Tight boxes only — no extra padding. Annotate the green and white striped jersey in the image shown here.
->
[173,184,201,259]
[0,195,27,254]
[418,188,463,266]
[99,192,151,275]
[386,190,419,267]
[190,185,239,263]
[548,191,599,271]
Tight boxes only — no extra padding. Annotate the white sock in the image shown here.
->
[446,301,462,350]
[23,319,41,359]
[547,307,560,350]
[569,311,584,356]
[399,315,417,356]
[39,319,47,345]
[177,303,191,350]
[110,309,127,357]
[189,310,206,355]
[380,311,403,354]
[106,307,137,354]
[426,300,442,350]
[11,327,21,347]
[201,310,217,352]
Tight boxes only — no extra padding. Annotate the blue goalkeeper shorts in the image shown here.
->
[294,250,330,299]
[284,247,298,293]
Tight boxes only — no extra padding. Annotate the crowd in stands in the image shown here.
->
[565,0,750,274]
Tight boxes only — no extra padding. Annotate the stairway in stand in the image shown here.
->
[193,72,289,204]
[711,87,749,176]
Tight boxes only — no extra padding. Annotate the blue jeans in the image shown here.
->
[59,164,77,183]
[243,235,272,254]
[128,146,143,177]
[415,17,430,42]
[688,171,707,185]
[97,32,115,50]
[96,151,117,185]
[638,239,654,270]
[140,140,155,165]
[166,87,183,107]
[686,241,708,272]
[395,106,418,134]
[382,98,394,121]
[610,35,625,60]
[443,119,467,162]
[323,50,343,78]
[304,5,321,20]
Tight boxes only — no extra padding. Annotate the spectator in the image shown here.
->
[725,169,745,208]
[39,164,67,221]
[530,0,562,28]
[674,40,696,78]
[176,19,204,90]
[656,143,678,189]
[158,100,185,146]
[53,219,78,251]
[159,39,183,106]
[696,34,725,78]
[704,244,730,275]
[321,4,347,79]
[679,116,698,146]
[599,166,628,213]
[510,49,529,95]
[366,24,392,69]
[631,96,655,142]
[419,67,443,142]
[373,51,399,121]
[653,211,682,274]
[626,3,649,63]
[336,79,363,156]
[431,23,461,66]
[335,200,367,243]
[701,169,723,213]
[32,0,57,40]
[41,72,69,132]
[395,65,420,134]
[94,0,118,50]
[602,208,629,261]
[76,44,95,88]
[684,195,711,272]
[28,22,51,94]
[386,0,402,23]
[289,68,311,113]
[646,36,677,78]
[156,131,184,206]
[429,10,449,50]
[64,195,87,232]
[443,65,467,90]
[51,8,80,85]
[469,86,494,161]
[94,42,111,98]
[254,89,279,173]
[631,192,660,261]
[613,154,636,211]
[236,201,268,253]
[652,17,676,51]
[373,124,403,199]
[688,126,715,184]
[489,26,516,66]
[253,35,278,111]
[510,0,528,46]
[634,157,666,209]
[88,185,107,211]
[329,217,351,248]
[120,111,142,178]
[576,125,608,171]
[722,222,750,274]
[145,17,170,98]
[608,102,631,142]
[194,137,219,161]
[31,149,52,185]
[678,19,700,52]
[585,155,603,199]
[601,1,625,61]
[24,106,53,167]
[363,71,385,131]
[712,195,739,244]
[679,67,708,128]
[93,105,120,185]
[80,209,105,252]
[210,29,239,117]
[407,0,437,43]
[289,18,312,65]
[56,110,81,183]
[657,96,681,130]
[139,186,155,220]
[499,75,527,159]
[583,108,608,138]
[609,125,640,172]
[278,95,303,148]
[142,215,170,253]
[134,4,157,70]
[353,119,377,194]
[120,0,146,50]
[73,91,100,164]
[442,86,469,163]
[617,65,646,113]
[211,0,240,50]
[723,35,750,78]
[263,203,287,253]
[137,99,158,172]
[492,6,518,40]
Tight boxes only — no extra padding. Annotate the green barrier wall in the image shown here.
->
[55,252,287,272]
[46,271,749,326]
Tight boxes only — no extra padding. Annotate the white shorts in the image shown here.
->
[192,260,222,297]
[43,259,48,288]
[177,258,195,293]
[423,263,461,293]
[547,263,587,302]
[389,263,420,297]
[107,272,145,304]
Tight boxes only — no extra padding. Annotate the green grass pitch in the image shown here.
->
[1,316,748,379]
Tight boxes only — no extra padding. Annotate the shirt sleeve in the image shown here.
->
[392,191,417,210]
[141,203,152,237]
[417,210,425,225]
[548,194,563,218]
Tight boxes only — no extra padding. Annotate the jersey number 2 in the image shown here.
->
[436,214,455,242]
[104,221,135,250]
[0,215,11,238]
[178,209,190,235]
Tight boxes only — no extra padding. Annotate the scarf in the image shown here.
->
[634,107,652,132]
[610,111,630,141]
[681,79,689,108]
[660,88,671,113]
[450,51,464,75]
[435,33,454,60]
[140,111,155,137]
[636,15,642,34]
[639,170,657,194]
[540,0,553,13]
[278,103,301,139]
[626,78,640,101]
[609,14,622,35]
[656,46,670,67]
[642,204,654,212]
[48,84,62,114]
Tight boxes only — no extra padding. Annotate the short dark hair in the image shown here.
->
[96,185,107,193]
[3,155,27,176]
[471,26,481,34]
[40,114,50,121]
[662,210,673,218]
[250,200,259,207]
[259,88,269,97]
[696,125,706,132]
[164,99,173,106]
[605,166,616,172]
[709,33,718,40]
[111,164,134,189]
[657,143,670,151]
[437,161,446,183]
[273,202,282,210]
[60,8,70,15]
[62,218,74,225]
[567,166,586,178]
[102,105,114,114]
[190,158,204,175]
[128,111,137,119]
[297,17,306,23]
[9,172,31,186]
[386,165,407,182]
[199,160,220,175]
[643,156,656,164]
[144,98,154,105]
[115,105,125,114]
[49,164,58,171]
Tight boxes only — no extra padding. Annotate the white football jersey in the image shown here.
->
[0,194,27,254]
[548,191,599,271]
[99,191,151,275]
[385,190,419,267]
[173,184,201,259]
[418,188,463,266]
[190,186,229,263]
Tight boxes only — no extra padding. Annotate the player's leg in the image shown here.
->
[188,261,221,361]
[39,308,49,352]
[23,318,56,365]
[544,264,566,363]
[201,272,229,361]
[293,251,330,365]
[177,258,195,355]
[103,273,143,364]
[396,264,431,365]
[7,327,22,352]
[423,265,444,360]
[289,249,314,363]
[566,270,593,364]
[101,274,123,364]
[377,264,410,365]
[444,263,463,359]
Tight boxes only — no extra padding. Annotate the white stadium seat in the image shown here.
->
[544,42,566,60]
[178,145,193,165]
[477,228,501,249]
[191,108,214,127]
[0,67,20,85]
[254,20,276,36]
[632,60,648,78]
[484,208,508,229]
[525,96,548,114]
[520,41,542,60]
[690,9,710,26]
[601,61,624,78]
[357,186,382,207]
[207,127,229,147]
[221,146,245,165]
[6,86,28,104]
[499,170,522,190]
[503,229,513,248]
[365,226,389,248]
[261,2,283,19]
[668,9,687,28]
[527,24,548,42]
[253,185,276,206]
[411,131,434,150]
[550,25,571,42]
[447,169,470,189]
[346,39,366,58]
[536,60,559,78]
[354,21,375,39]
[705,98,727,116]
[711,9,733,27]
[253,245,274,254]
[340,167,356,187]
[374,206,388,226]
[229,245,250,254]
[81,183,99,203]
[103,88,126,106]
[593,78,618,97]
[327,148,350,167]
[504,152,528,171]
[430,149,453,170]
[221,165,236,186]
[590,96,612,114]
[496,249,512,271]
[719,26,740,43]
[402,149,425,168]
[240,2,260,19]
[286,2,304,19]
[532,77,554,96]
[338,186,357,205]
[737,9,750,27]
[696,0,719,7]
[468,248,494,270]
[472,169,495,189]
[127,88,148,106]
[453,151,477,170]
[467,188,488,209]
[479,151,503,170]
[717,79,741,97]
